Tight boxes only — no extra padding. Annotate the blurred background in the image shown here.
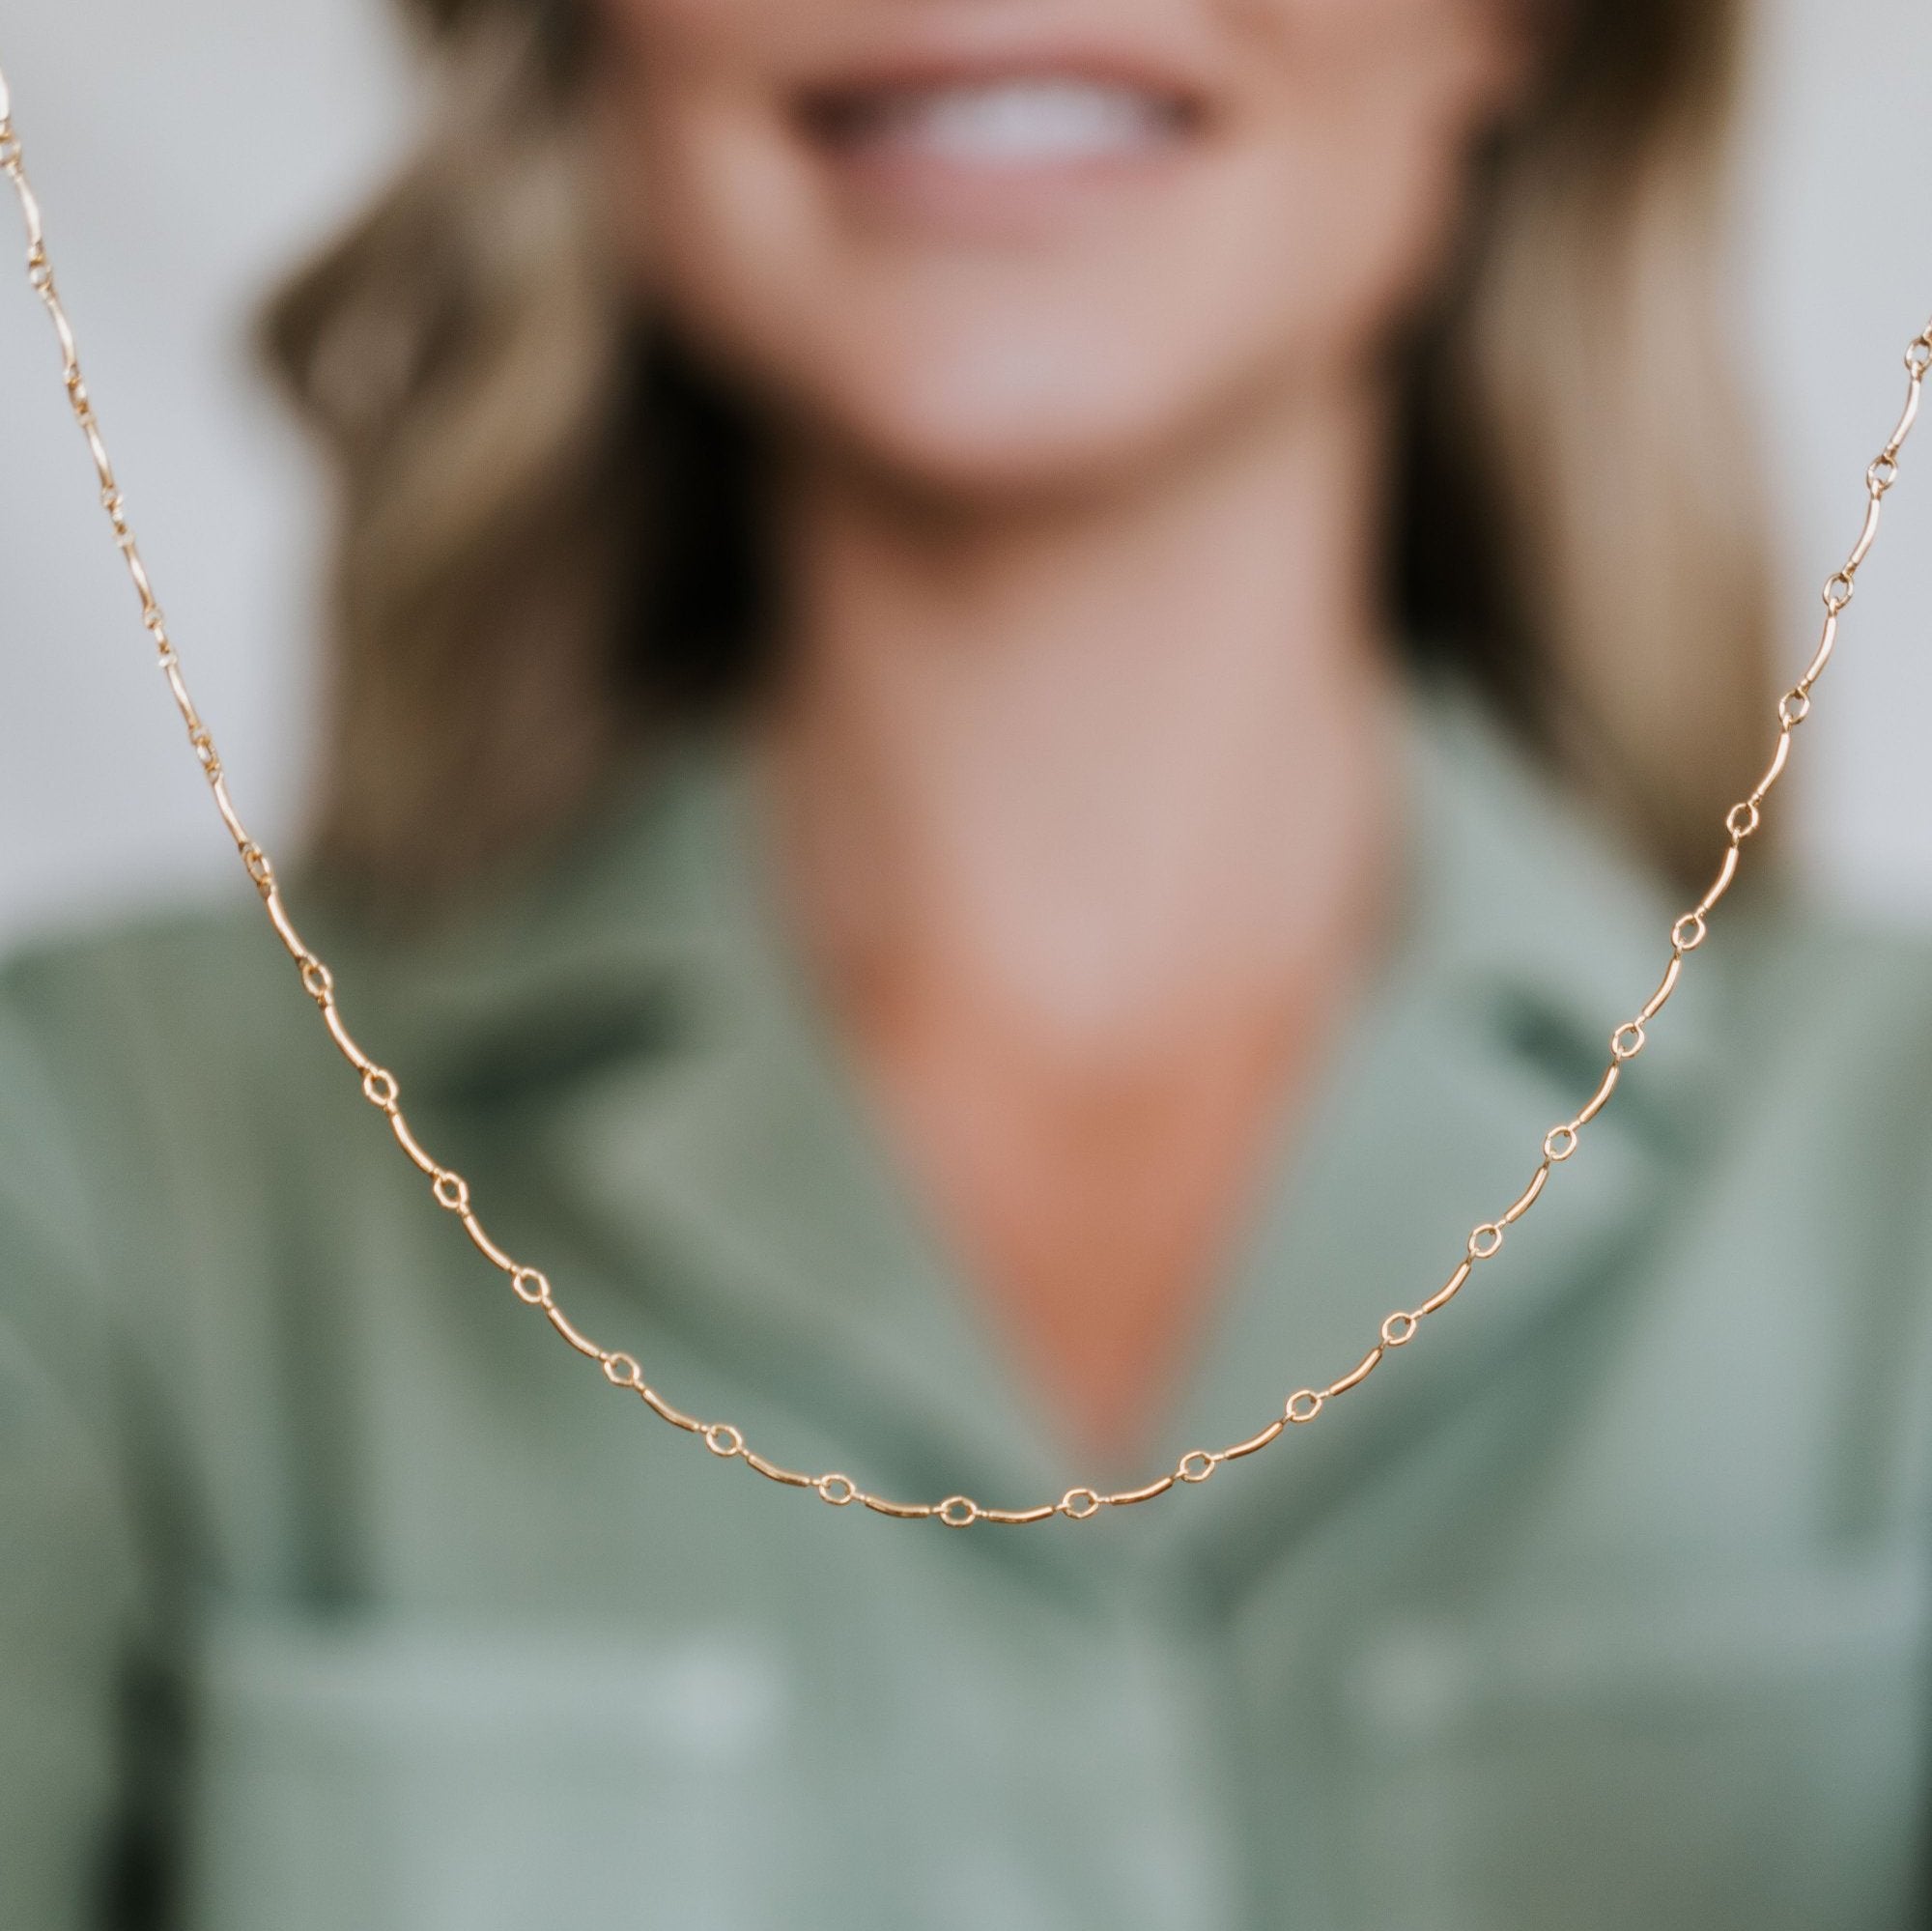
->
[0,0,1929,953]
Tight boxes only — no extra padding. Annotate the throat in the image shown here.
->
[849,968,1350,1462]
[756,654,1400,1463]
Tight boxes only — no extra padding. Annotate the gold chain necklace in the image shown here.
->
[4,63,1929,1533]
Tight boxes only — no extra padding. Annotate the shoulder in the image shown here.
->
[1694,900,1932,1399]
[0,894,317,1146]
[0,748,724,1269]
[0,895,354,1329]
[1719,900,1932,1115]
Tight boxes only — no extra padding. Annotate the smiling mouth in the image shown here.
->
[799,74,1206,175]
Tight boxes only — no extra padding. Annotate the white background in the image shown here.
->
[1,0,1930,951]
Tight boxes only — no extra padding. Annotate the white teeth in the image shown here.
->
[875,80,1174,167]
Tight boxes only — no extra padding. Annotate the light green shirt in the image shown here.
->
[2,688,1927,1930]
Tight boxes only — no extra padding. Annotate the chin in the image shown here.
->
[848,410,1181,507]
[802,333,1225,508]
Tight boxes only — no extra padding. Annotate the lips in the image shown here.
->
[800,74,1203,174]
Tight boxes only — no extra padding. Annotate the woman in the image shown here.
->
[2,0,1926,1925]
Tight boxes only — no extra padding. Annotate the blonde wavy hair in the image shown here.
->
[268,0,1772,906]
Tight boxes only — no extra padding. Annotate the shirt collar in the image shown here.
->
[1398,681,1726,1110]
[332,680,1735,1578]
[351,678,1721,1107]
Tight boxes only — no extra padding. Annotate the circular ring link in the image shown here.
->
[602,1352,643,1390]
[511,1266,553,1308]
[1468,1223,1505,1261]
[1285,1389,1324,1425]
[1544,1124,1579,1163]
[704,1422,746,1460]
[1176,1450,1218,1485]
[937,1495,980,1529]
[361,1066,400,1111]
[1059,1488,1103,1521]
[432,1170,470,1213]
[1381,1312,1418,1349]
[815,1473,859,1507]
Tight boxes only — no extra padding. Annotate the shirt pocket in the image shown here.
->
[1338,1559,1930,1931]
[186,1614,801,1931]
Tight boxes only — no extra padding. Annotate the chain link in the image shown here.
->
[3,62,1928,1527]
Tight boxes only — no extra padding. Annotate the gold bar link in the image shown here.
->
[1500,1165,1549,1226]
[1846,493,1885,572]
[1886,368,1923,457]
[1221,1417,1287,1461]
[262,890,311,964]
[1748,730,1792,808]
[543,1301,607,1363]
[1637,955,1683,1026]
[1326,1345,1385,1400]
[459,1213,517,1275]
[1108,1475,1178,1507]
[861,1494,936,1520]
[743,1451,815,1489]
[1694,845,1741,920]
[1571,1062,1620,1129]
[639,1386,704,1434]
[387,1110,440,1178]
[320,1003,376,1074]
[1416,1260,1475,1320]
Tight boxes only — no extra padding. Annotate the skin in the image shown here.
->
[585,0,1533,1463]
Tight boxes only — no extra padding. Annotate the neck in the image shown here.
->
[758,376,1403,1045]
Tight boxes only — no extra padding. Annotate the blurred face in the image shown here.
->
[587,0,1528,498]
